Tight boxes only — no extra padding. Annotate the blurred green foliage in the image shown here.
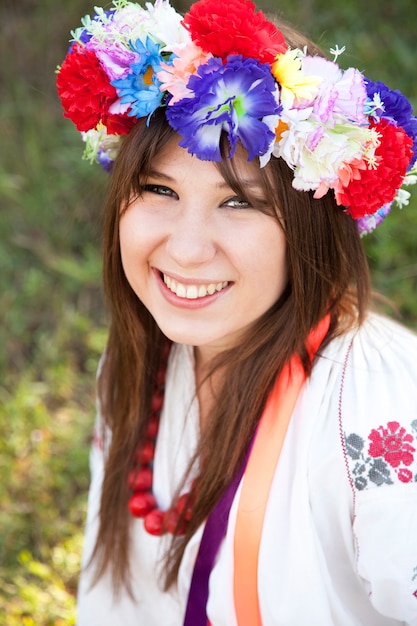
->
[0,0,416,622]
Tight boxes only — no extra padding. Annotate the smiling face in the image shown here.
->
[119,137,287,363]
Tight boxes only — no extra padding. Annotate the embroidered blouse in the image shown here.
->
[77,313,417,625]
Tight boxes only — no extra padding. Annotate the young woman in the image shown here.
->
[57,0,417,623]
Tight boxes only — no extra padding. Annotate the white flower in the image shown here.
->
[82,0,189,51]
[144,0,191,50]
[395,188,411,208]
[329,44,346,62]
[275,118,377,193]
[395,164,417,208]
[403,163,417,187]
[258,113,281,168]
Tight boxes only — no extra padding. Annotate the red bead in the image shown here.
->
[156,366,166,385]
[146,416,159,438]
[164,509,179,534]
[176,492,194,521]
[128,467,152,492]
[165,508,188,535]
[144,509,165,535]
[141,440,155,464]
[127,345,195,537]
[133,440,154,464]
[128,492,156,517]
[151,393,164,413]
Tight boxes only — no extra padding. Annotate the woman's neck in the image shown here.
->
[194,346,222,431]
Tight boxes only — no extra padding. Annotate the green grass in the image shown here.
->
[0,1,108,621]
[0,0,416,621]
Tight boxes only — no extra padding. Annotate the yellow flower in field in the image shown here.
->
[272,48,321,107]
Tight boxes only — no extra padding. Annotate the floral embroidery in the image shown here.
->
[345,420,417,490]
[368,421,415,467]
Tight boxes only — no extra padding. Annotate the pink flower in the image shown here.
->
[301,57,368,125]
[368,421,415,468]
[157,43,212,104]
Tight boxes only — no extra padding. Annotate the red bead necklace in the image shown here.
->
[128,344,195,536]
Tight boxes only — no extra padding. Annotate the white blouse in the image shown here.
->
[77,313,417,625]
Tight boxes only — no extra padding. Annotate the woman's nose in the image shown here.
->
[165,207,217,268]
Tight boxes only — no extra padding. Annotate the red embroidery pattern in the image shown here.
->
[345,420,417,490]
[368,421,415,471]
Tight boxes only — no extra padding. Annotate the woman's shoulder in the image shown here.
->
[355,311,417,356]
[313,312,417,421]
[330,314,417,621]
[323,311,417,378]
[329,313,417,491]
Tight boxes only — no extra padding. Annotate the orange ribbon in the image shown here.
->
[233,315,330,625]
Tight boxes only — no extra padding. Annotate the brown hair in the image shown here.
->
[89,21,371,595]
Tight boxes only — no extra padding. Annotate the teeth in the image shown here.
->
[163,275,228,299]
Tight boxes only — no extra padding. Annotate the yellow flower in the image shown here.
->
[272,48,321,107]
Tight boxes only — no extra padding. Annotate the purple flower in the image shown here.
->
[356,203,392,236]
[165,55,281,161]
[97,149,114,173]
[365,78,417,168]
[87,41,139,81]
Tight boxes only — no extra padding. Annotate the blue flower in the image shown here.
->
[165,55,281,161]
[130,37,163,75]
[112,37,164,118]
[365,78,417,168]
[78,30,92,45]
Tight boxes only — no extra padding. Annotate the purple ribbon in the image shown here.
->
[183,443,253,625]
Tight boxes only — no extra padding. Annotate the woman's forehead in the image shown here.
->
[148,135,265,185]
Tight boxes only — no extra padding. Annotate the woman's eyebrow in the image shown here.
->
[146,169,175,182]
[215,179,263,190]
[146,170,262,192]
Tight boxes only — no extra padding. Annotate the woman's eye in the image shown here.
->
[223,196,252,209]
[142,184,176,198]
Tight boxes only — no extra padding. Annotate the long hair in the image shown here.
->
[89,21,371,594]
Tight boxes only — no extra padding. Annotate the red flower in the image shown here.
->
[368,421,415,468]
[105,112,137,136]
[335,119,413,219]
[182,0,287,64]
[56,43,118,132]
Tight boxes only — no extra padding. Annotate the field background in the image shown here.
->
[0,0,416,623]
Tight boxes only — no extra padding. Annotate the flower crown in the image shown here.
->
[56,0,417,235]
